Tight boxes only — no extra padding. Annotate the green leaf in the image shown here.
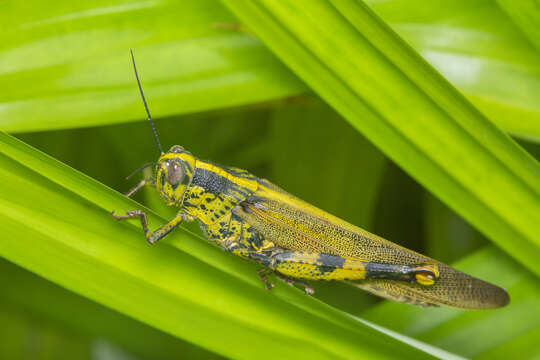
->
[496,0,540,52]
[221,0,540,276]
[1,0,539,141]
[0,0,306,132]
[0,132,445,359]
[367,0,540,141]
[362,247,540,359]
[0,258,222,360]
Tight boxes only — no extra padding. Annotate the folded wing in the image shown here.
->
[234,180,509,309]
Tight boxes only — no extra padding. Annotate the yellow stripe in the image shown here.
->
[195,160,258,192]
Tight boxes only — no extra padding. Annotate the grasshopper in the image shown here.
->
[112,51,509,309]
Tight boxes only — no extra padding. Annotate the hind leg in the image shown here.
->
[275,273,315,295]
[268,251,438,285]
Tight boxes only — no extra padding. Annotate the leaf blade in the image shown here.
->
[222,0,540,275]
[1,0,539,140]
[0,132,442,359]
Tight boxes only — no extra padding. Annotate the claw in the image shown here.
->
[276,273,315,295]
[257,268,275,291]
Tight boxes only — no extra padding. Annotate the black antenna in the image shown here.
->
[130,49,163,154]
[125,162,156,180]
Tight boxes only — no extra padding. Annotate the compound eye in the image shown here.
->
[166,160,184,185]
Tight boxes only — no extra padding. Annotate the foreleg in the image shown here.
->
[111,210,184,244]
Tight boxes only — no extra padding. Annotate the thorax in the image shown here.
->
[181,160,259,225]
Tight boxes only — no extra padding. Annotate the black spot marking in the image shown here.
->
[315,254,347,275]
[365,262,411,281]
[191,169,235,195]
[160,172,166,188]
[221,165,257,180]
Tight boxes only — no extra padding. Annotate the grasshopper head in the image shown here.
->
[155,145,196,206]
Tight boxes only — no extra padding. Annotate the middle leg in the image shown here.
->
[205,214,315,292]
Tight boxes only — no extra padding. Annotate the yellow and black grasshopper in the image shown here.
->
[112,51,509,309]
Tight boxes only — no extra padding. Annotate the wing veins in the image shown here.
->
[247,203,345,256]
